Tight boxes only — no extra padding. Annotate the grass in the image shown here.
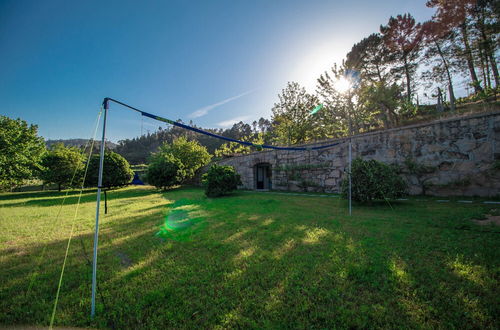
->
[0,186,499,329]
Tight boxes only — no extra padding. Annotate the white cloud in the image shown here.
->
[188,90,254,119]
[216,115,251,128]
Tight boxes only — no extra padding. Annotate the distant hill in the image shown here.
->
[46,139,117,150]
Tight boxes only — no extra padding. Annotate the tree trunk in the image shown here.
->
[437,87,444,113]
[479,47,488,89]
[448,84,456,111]
[489,54,500,88]
[460,24,483,93]
[435,42,455,111]
[403,55,412,103]
[379,103,391,129]
[478,9,499,88]
[58,183,61,192]
[485,52,491,89]
[376,64,383,82]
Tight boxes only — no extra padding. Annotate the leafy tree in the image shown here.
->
[39,143,85,191]
[473,0,499,88]
[257,117,272,134]
[85,151,134,188]
[202,164,241,197]
[341,158,407,203]
[0,116,46,190]
[316,72,351,137]
[380,13,424,103]
[147,152,185,190]
[316,64,377,136]
[271,82,320,144]
[358,81,402,129]
[159,137,211,180]
[426,0,485,93]
[223,121,253,141]
[345,33,394,83]
[215,133,265,158]
[421,19,462,111]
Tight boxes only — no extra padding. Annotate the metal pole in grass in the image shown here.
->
[348,136,352,216]
[347,89,352,216]
[91,98,108,318]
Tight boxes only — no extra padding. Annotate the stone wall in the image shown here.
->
[216,110,500,197]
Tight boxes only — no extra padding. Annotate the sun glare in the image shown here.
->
[334,76,351,93]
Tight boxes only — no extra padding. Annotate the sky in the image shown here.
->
[0,0,437,142]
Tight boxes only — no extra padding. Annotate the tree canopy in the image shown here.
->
[271,82,320,145]
[0,116,46,190]
[147,152,185,190]
[159,137,211,180]
[39,143,85,191]
[85,151,134,189]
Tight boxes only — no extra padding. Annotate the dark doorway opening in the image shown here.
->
[254,163,272,190]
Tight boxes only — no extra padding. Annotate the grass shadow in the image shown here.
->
[1,186,499,328]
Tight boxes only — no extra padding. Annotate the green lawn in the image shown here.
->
[0,186,499,329]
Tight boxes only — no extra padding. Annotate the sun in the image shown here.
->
[334,76,351,94]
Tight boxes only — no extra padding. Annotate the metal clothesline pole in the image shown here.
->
[348,136,352,216]
[91,99,108,319]
[347,86,353,217]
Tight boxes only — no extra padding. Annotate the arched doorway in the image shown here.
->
[254,163,272,190]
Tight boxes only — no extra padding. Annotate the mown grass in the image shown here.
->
[0,186,499,329]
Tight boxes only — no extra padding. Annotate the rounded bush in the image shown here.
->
[85,151,134,189]
[40,144,85,191]
[202,164,241,197]
[147,153,185,190]
[342,158,407,203]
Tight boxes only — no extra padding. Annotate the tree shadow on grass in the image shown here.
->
[0,190,85,202]
[1,188,499,329]
[0,205,168,328]
[0,187,155,208]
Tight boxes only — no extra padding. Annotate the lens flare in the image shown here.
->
[156,199,206,242]
[334,76,351,94]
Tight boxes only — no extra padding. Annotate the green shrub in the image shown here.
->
[342,158,407,203]
[202,164,241,197]
[85,151,134,189]
[39,143,85,191]
[147,153,185,190]
[159,137,211,181]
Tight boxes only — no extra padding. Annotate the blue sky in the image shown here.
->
[0,0,436,142]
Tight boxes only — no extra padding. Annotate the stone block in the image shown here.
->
[330,170,341,179]
[408,185,423,195]
[442,150,469,160]
[454,161,477,173]
[324,179,336,186]
[473,142,493,162]
[422,144,446,154]
[455,139,476,153]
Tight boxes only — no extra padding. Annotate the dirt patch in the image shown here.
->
[472,215,500,226]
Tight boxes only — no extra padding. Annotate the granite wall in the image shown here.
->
[217,110,500,197]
